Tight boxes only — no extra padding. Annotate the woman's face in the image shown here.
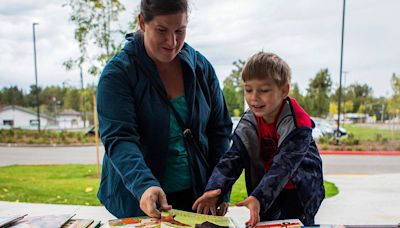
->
[139,12,187,64]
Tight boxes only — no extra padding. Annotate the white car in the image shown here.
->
[312,117,347,138]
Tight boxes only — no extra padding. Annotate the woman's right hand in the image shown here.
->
[140,186,172,218]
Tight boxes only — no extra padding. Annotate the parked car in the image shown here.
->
[85,126,97,136]
[312,117,347,138]
[312,127,324,140]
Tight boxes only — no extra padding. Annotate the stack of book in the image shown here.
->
[0,214,101,228]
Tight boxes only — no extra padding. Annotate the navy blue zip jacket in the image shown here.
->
[96,32,232,218]
[204,98,325,225]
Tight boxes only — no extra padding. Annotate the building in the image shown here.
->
[0,105,57,129]
[332,113,374,124]
[56,109,85,129]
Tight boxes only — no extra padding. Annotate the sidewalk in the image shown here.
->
[1,174,399,227]
[315,173,400,225]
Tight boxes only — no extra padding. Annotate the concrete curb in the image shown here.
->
[320,150,400,155]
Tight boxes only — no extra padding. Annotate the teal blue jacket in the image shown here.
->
[96,32,232,218]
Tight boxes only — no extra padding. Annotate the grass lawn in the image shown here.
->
[343,124,400,141]
[0,164,100,205]
[0,165,338,206]
[230,172,338,204]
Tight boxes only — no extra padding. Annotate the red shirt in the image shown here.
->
[256,105,296,189]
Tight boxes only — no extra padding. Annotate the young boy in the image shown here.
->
[192,52,325,226]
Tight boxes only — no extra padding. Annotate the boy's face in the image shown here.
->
[244,78,289,123]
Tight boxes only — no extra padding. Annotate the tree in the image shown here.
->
[25,85,43,108]
[347,84,373,113]
[289,83,304,106]
[391,72,400,95]
[39,86,66,115]
[222,60,245,116]
[64,88,81,111]
[304,69,332,117]
[388,73,400,118]
[63,0,132,76]
[0,86,25,106]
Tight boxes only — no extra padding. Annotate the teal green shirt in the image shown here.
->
[163,95,192,193]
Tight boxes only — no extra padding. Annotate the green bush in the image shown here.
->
[6,139,16,143]
[375,133,383,141]
[0,129,95,145]
[380,137,388,144]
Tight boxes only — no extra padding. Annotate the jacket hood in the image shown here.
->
[122,31,198,71]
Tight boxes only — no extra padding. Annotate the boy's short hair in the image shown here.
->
[242,52,291,87]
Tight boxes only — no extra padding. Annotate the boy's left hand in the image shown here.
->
[235,196,260,227]
[192,189,222,215]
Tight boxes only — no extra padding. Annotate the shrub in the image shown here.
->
[375,133,383,141]
[356,146,364,151]
[380,137,388,144]
[6,138,16,143]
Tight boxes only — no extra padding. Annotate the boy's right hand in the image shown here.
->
[140,186,172,218]
[192,189,222,215]
[235,196,260,227]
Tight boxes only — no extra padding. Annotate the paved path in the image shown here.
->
[321,154,400,175]
[315,173,400,225]
[0,146,105,166]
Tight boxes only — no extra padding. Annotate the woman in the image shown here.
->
[96,0,232,219]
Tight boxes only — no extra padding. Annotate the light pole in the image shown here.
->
[336,0,346,145]
[32,22,41,132]
[342,71,348,119]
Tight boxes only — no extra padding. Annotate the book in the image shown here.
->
[108,209,237,228]
[11,214,74,228]
[0,214,27,227]
[87,220,102,228]
[255,219,303,228]
[61,218,102,228]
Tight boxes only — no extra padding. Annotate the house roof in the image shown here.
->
[1,105,56,121]
[57,109,81,116]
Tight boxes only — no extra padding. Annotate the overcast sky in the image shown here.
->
[1,0,399,97]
